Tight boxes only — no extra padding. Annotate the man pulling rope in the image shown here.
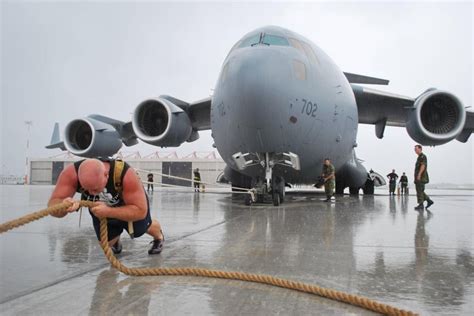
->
[48,158,165,255]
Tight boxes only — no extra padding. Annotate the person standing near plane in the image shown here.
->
[193,168,201,192]
[386,169,399,195]
[322,158,336,202]
[414,145,434,210]
[48,158,165,255]
[147,173,154,193]
[399,172,408,195]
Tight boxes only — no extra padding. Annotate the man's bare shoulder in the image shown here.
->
[59,164,79,185]
[122,167,141,189]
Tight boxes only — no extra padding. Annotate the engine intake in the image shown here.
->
[64,117,122,157]
[406,89,465,146]
[132,97,193,147]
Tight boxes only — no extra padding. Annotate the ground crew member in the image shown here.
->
[48,158,165,255]
[386,169,398,195]
[193,168,201,192]
[322,158,335,202]
[399,172,408,195]
[147,173,154,193]
[414,145,434,210]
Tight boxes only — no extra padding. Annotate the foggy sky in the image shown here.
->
[1,1,473,184]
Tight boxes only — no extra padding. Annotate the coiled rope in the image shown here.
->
[0,201,418,316]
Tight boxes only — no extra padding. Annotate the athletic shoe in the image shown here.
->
[111,240,122,254]
[148,233,165,255]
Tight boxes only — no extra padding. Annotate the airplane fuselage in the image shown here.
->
[211,26,358,183]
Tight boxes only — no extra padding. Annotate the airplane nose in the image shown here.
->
[224,49,291,128]
[212,47,301,156]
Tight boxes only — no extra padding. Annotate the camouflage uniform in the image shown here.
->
[322,163,335,198]
[399,175,408,194]
[414,153,430,204]
[387,172,398,195]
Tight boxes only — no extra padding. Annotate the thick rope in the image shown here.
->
[0,201,418,316]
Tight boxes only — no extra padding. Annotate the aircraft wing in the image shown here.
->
[351,84,473,143]
[188,96,212,130]
[159,95,211,130]
[352,84,415,127]
[47,95,212,157]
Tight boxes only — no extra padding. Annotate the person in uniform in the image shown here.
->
[147,173,154,193]
[414,145,434,210]
[321,158,336,202]
[399,172,408,195]
[386,169,399,195]
[48,158,165,255]
[193,168,201,192]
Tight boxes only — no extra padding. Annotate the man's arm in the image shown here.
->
[48,165,80,218]
[91,167,147,221]
[417,164,426,181]
[325,166,335,181]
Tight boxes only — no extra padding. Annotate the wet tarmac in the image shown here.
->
[0,185,473,315]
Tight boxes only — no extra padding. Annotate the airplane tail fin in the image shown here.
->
[45,122,66,150]
[344,72,389,85]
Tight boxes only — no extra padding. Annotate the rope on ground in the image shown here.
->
[0,201,418,316]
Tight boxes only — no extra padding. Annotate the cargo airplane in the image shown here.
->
[47,26,474,205]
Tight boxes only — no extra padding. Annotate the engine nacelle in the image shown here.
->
[64,117,122,157]
[132,97,193,147]
[406,89,466,146]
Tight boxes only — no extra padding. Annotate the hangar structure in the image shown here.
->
[28,151,226,188]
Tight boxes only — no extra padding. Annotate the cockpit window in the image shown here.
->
[262,34,289,46]
[289,38,320,65]
[288,38,305,55]
[239,34,261,48]
[301,41,320,65]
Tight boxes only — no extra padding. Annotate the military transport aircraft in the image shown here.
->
[47,26,474,206]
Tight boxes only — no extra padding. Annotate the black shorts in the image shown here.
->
[90,200,152,241]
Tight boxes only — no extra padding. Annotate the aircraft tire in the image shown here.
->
[279,190,285,203]
[335,181,344,195]
[349,187,360,195]
[363,179,375,195]
[278,178,285,203]
[244,194,252,206]
[272,191,281,206]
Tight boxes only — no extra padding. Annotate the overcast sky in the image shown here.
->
[1,1,473,184]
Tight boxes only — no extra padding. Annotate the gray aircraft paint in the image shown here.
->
[212,26,358,184]
[47,25,472,191]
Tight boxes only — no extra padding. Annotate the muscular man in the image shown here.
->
[414,145,434,210]
[48,158,164,255]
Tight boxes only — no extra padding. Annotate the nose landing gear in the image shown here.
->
[232,152,299,206]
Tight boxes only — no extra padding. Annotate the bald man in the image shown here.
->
[48,158,164,255]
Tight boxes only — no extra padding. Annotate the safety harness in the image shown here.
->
[112,159,135,238]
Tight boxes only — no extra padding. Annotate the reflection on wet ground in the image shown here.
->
[0,185,473,315]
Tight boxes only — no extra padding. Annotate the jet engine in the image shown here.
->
[406,89,466,146]
[132,97,193,147]
[64,117,122,157]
